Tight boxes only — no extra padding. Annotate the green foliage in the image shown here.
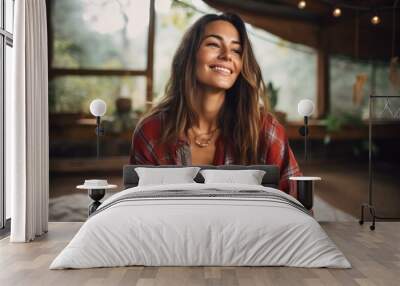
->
[323,111,363,133]
[160,1,195,30]
[266,81,279,110]
[48,76,144,114]
[53,39,81,68]
[322,111,378,157]
[352,139,379,158]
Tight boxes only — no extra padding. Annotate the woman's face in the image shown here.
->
[195,20,243,91]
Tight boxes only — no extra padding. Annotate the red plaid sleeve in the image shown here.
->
[129,114,163,165]
[262,113,302,198]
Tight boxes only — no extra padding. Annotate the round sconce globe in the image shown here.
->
[298,99,315,117]
[90,99,107,117]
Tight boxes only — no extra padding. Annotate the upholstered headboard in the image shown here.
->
[123,165,280,189]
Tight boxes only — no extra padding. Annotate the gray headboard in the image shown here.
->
[123,165,280,189]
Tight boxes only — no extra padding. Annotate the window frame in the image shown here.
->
[47,0,156,111]
[1,0,14,231]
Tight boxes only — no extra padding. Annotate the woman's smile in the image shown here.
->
[209,64,232,75]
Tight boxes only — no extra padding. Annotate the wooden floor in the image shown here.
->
[1,222,399,286]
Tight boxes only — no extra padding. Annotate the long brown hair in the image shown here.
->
[142,13,266,164]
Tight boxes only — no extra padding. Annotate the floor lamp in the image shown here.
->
[297,99,314,161]
[89,99,107,160]
[290,99,321,211]
[85,99,107,215]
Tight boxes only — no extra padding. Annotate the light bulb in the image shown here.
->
[298,1,306,9]
[332,7,342,17]
[371,15,381,25]
[90,99,107,117]
[298,99,315,117]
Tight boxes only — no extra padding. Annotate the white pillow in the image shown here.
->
[200,169,266,185]
[135,167,201,186]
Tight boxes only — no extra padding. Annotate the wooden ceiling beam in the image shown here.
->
[205,0,398,61]
[323,11,397,61]
[204,0,322,23]
[204,0,321,49]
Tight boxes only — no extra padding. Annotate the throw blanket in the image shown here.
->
[91,188,311,218]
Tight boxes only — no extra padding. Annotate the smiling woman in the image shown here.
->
[129,13,301,198]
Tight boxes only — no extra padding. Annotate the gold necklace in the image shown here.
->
[191,127,218,148]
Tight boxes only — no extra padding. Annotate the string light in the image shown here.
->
[371,14,381,25]
[298,1,306,9]
[332,7,342,17]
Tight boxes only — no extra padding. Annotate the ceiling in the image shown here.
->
[205,0,400,61]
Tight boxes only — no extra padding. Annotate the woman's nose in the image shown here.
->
[218,46,232,61]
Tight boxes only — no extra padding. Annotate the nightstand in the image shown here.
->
[289,176,321,210]
[77,180,117,216]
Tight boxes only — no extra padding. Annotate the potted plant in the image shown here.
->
[262,81,287,124]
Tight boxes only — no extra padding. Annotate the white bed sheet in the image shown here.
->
[50,183,351,269]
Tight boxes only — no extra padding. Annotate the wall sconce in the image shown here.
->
[89,99,107,160]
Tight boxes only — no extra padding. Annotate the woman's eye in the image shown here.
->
[207,43,219,48]
[232,49,242,55]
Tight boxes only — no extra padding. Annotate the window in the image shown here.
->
[330,56,372,117]
[50,0,152,114]
[48,0,154,158]
[250,29,317,120]
[48,0,155,159]
[1,0,14,229]
[329,56,399,119]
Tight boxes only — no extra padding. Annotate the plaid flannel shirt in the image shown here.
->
[129,112,302,198]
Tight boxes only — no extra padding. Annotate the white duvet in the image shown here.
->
[50,183,351,269]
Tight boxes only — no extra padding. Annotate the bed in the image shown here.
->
[50,165,351,269]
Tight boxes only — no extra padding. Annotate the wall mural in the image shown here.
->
[47,0,400,225]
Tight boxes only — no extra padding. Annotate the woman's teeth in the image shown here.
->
[212,66,231,74]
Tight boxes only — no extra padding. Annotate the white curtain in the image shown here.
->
[7,0,49,242]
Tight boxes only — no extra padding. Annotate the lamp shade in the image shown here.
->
[297,99,315,117]
[89,99,107,117]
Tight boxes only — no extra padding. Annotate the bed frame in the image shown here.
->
[123,165,280,189]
